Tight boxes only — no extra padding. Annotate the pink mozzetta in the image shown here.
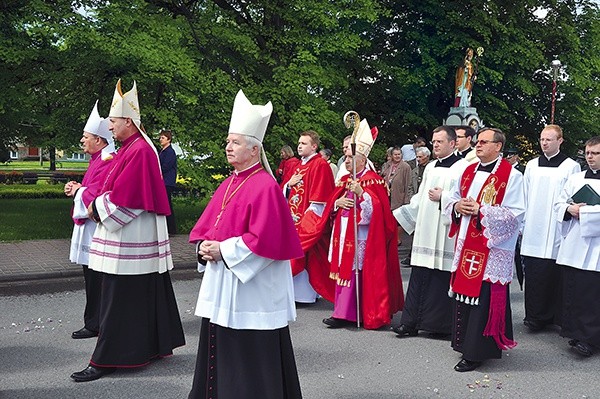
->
[100,133,171,215]
[73,150,115,225]
[189,163,303,261]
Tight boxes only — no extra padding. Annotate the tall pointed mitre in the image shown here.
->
[84,100,115,156]
[228,90,273,142]
[83,100,103,136]
[228,90,274,176]
[353,118,378,158]
[109,79,142,133]
[109,79,163,171]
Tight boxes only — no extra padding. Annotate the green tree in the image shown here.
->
[1,0,599,186]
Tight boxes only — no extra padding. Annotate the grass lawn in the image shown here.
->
[0,197,204,242]
[0,160,88,171]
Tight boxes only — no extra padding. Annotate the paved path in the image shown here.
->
[0,232,413,283]
[0,234,198,283]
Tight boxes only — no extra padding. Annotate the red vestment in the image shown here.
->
[296,170,404,329]
[277,157,301,188]
[288,154,335,276]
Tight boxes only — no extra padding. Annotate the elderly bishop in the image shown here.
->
[188,90,304,398]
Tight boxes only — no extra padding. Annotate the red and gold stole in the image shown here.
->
[449,159,512,300]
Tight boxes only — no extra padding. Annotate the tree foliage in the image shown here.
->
[0,0,598,188]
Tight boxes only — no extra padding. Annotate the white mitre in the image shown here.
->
[109,79,142,133]
[228,90,273,142]
[84,100,103,135]
[228,90,274,176]
[83,100,116,159]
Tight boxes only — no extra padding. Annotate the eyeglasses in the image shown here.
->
[475,140,499,146]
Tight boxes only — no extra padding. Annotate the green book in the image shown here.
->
[571,184,600,206]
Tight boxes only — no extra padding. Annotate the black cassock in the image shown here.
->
[188,318,302,399]
[452,282,514,362]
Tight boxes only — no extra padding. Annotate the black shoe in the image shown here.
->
[71,327,99,339]
[70,365,115,382]
[454,359,482,372]
[574,341,594,357]
[523,319,546,332]
[322,317,350,328]
[392,324,418,337]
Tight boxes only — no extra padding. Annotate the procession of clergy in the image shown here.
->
[65,79,600,398]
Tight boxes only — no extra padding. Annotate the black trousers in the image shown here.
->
[165,185,177,235]
[82,265,102,332]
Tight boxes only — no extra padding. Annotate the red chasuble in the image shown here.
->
[100,133,171,215]
[189,163,303,261]
[288,154,335,276]
[296,170,404,329]
[287,155,335,225]
[277,157,301,188]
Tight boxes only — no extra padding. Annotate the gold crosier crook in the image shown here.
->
[343,111,361,328]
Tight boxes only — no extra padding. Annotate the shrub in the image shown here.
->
[23,172,38,184]
[50,172,68,185]
[63,171,85,183]
[1,171,23,184]
[0,185,64,199]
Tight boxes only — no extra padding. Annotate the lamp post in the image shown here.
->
[551,59,561,124]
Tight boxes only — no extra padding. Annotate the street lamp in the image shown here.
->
[551,59,561,124]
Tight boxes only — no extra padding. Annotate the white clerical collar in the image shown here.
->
[480,156,500,167]
[301,152,318,165]
[234,161,260,175]
[544,150,560,161]
[437,153,453,161]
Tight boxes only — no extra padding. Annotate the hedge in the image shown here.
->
[0,185,65,199]
[0,171,85,185]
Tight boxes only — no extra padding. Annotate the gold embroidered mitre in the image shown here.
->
[353,118,378,158]
[109,79,142,133]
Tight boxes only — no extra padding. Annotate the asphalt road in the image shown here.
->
[0,268,597,399]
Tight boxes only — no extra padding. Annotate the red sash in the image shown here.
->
[450,159,512,301]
